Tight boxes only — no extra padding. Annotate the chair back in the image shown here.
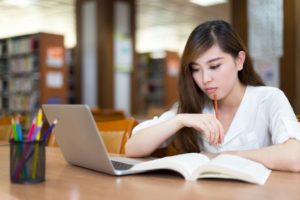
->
[47,131,59,147]
[0,116,12,142]
[91,108,125,122]
[96,117,138,154]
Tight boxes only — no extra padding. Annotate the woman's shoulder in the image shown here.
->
[248,85,282,93]
[247,86,285,100]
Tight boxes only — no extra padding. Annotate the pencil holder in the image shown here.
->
[9,139,46,184]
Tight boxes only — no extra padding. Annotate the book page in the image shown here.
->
[131,153,210,180]
[195,154,271,185]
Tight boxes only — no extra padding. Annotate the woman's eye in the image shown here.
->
[191,68,199,72]
[210,64,220,69]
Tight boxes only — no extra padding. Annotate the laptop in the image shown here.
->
[42,104,146,176]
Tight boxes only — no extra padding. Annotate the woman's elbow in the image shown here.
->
[283,139,300,172]
[124,141,136,157]
[124,140,148,158]
[287,154,300,172]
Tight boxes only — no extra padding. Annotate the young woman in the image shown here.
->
[126,20,300,172]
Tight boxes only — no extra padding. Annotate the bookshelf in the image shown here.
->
[65,48,76,104]
[0,33,67,127]
[135,51,180,115]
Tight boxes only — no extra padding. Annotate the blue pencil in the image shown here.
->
[41,120,58,141]
[15,118,23,141]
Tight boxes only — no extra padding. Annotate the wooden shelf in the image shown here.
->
[0,33,67,127]
[134,51,180,115]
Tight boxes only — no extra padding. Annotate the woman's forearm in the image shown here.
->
[126,113,224,158]
[224,139,300,172]
[125,116,183,157]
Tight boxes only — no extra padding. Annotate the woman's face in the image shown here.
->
[190,44,245,100]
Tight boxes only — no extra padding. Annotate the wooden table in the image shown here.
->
[1,146,300,200]
[0,141,8,146]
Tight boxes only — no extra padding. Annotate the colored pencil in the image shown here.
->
[30,123,43,141]
[36,109,43,141]
[41,120,58,141]
[11,118,18,141]
[27,118,36,140]
[15,118,23,141]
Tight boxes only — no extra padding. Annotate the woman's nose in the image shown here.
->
[202,70,212,83]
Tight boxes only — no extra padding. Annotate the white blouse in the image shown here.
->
[132,86,300,153]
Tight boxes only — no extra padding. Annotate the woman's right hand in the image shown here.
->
[176,113,224,146]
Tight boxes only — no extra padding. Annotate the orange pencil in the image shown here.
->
[213,95,219,119]
[214,95,221,144]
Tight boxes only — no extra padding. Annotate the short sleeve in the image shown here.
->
[131,108,177,149]
[267,89,300,144]
[132,109,177,135]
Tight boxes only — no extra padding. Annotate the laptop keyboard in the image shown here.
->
[112,160,133,170]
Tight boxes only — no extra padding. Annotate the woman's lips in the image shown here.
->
[205,87,217,94]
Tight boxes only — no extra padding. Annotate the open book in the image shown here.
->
[130,153,271,185]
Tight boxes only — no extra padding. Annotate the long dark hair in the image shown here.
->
[172,20,264,153]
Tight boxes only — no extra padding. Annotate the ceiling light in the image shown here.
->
[150,51,166,59]
[3,0,37,7]
[189,0,227,7]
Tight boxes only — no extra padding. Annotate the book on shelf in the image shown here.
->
[130,153,271,185]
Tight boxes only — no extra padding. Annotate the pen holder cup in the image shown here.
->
[9,139,46,184]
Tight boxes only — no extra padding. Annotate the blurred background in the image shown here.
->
[0,0,299,122]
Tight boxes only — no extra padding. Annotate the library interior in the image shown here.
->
[1,0,300,199]
[0,0,300,122]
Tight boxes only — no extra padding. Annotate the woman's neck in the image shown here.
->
[219,81,246,112]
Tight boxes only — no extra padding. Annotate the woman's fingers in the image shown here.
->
[198,117,220,145]
[216,119,224,144]
[199,116,224,146]
[200,125,211,142]
[178,113,224,146]
[210,119,221,145]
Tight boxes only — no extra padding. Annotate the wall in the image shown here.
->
[280,0,296,108]
[232,0,299,113]
[295,0,300,113]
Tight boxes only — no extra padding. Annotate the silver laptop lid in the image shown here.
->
[42,104,117,175]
